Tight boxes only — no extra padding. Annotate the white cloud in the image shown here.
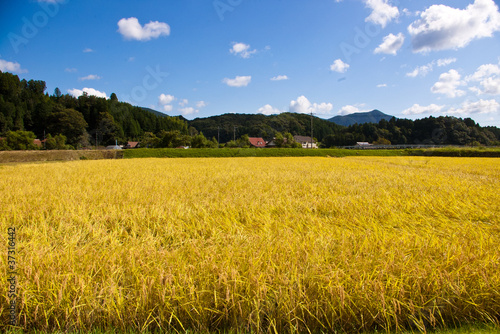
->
[79,74,101,81]
[406,64,433,78]
[406,58,457,77]
[364,0,399,28]
[196,101,207,108]
[257,104,284,115]
[374,33,405,55]
[162,105,173,112]
[337,104,369,115]
[402,103,445,115]
[467,64,500,81]
[0,59,28,74]
[437,58,457,67]
[289,96,333,115]
[223,75,251,87]
[270,75,289,81]
[377,83,387,88]
[65,68,77,73]
[230,42,257,59]
[330,59,350,73]
[466,64,500,95]
[431,69,466,98]
[68,88,107,98]
[408,0,500,53]
[448,99,500,114]
[179,99,189,107]
[83,48,94,53]
[179,107,198,116]
[117,17,170,41]
[158,94,175,105]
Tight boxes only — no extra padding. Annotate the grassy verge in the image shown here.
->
[123,148,407,159]
[1,147,499,164]
[123,147,500,159]
[0,150,123,163]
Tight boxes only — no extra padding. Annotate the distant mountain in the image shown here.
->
[328,110,394,126]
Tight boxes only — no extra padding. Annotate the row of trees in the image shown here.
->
[320,116,500,147]
[1,70,500,150]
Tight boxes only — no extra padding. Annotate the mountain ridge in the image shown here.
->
[329,110,395,126]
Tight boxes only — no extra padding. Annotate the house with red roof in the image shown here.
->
[248,137,266,148]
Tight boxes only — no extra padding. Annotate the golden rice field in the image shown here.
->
[1,156,499,333]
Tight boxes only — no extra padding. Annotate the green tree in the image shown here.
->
[54,87,62,98]
[97,112,119,146]
[141,132,160,148]
[237,134,250,148]
[373,137,391,145]
[45,133,67,150]
[48,108,89,148]
[5,130,37,150]
[274,132,285,147]
[191,132,208,148]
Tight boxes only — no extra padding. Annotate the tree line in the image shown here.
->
[189,111,500,147]
[0,70,194,150]
[1,70,499,150]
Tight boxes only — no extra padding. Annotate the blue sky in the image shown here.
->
[1,0,500,127]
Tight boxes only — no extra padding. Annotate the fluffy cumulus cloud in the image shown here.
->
[330,59,350,73]
[79,74,101,81]
[448,99,500,114]
[467,64,500,95]
[68,88,107,98]
[196,101,207,108]
[337,104,369,116]
[223,75,251,87]
[117,17,170,41]
[158,93,175,112]
[270,75,289,81]
[289,96,333,115]
[0,59,28,73]
[374,33,405,55]
[257,104,284,115]
[364,0,399,28]
[159,93,175,105]
[230,42,257,58]
[431,69,466,98]
[402,103,445,115]
[179,99,189,107]
[406,58,457,77]
[408,0,500,53]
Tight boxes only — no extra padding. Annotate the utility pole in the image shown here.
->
[217,126,220,149]
[233,126,238,142]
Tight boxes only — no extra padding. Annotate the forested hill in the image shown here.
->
[0,71,187,147]
[329,110,394,126]
[187,112,342,143]
[188,113,500,146]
